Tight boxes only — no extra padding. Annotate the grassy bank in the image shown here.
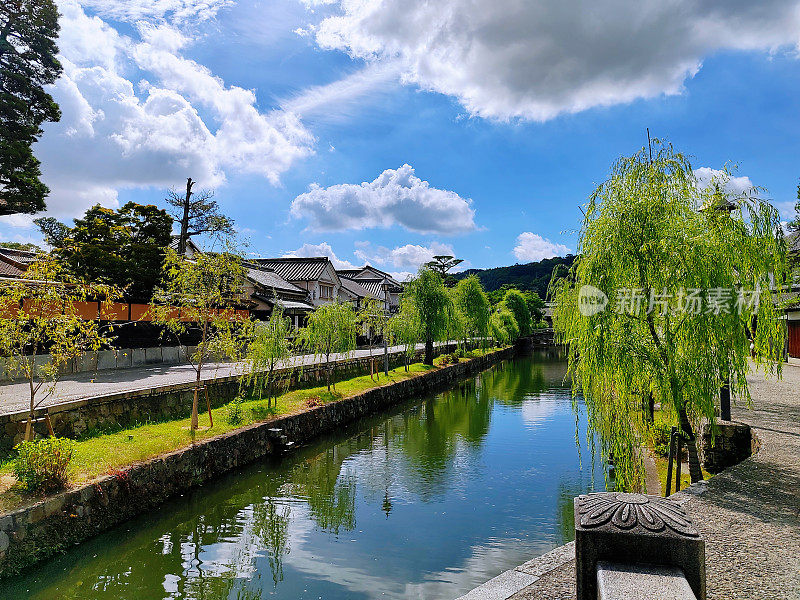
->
[0,348,498,511]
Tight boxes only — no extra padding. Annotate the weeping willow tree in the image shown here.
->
[552,140,787,491]
[403,269,452,365]
[454,275,491,348]
[243,304,292,406]
[300,301,358,391]
[390,297,421,371]
[490,303,519,345]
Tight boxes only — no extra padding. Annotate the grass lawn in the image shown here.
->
[0,347,498,511]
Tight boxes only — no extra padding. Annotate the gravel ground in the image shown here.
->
[509,363,800,600]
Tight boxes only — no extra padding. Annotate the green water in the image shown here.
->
[4,352,604,600]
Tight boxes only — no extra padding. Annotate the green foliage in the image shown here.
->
[649,421,673,457]
[403,269,453,364]
[502,288,533,336]
[299,301,358,390]
[242,305,292,404]
[152,244,251,428]
[390,297,421,370]
[0,256,121,439]
[0,241,40,252]
[13,437,75,492]
[456,256,575,299]
[454,275,491,344]
[0,0,63,215]
[553,139,788,490]
[37,202,173,300]
[225,396,245,426]
[490,303,519,343]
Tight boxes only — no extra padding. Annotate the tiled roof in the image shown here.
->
[0,258,24,277]
[0,248,37,266]
[252,257,330,282]
[339,276,374,299]
[245,266,306,295]
[357,278,391,298]
[337,265,403,288]
[336,269,362,278]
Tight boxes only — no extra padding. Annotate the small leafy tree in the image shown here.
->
[454,276,491,348]
[390,298,420,371]
[403,269,452,365]
[359,296,388,379]
[300,302,358,391]
[0,257,120,440]
[503,288,532,336]
[151,246,250,430]
[243,305,292,407]
[553,140,787,489]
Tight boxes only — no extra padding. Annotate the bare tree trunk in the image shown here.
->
[25,357,35,441]
[178,178,194,255]
[679,403,703,483]
[424,339,434,366]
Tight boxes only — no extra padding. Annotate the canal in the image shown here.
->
[3,352,605,600]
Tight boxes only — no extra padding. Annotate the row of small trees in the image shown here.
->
[0,244,523,439]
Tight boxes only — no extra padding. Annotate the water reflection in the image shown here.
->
[3,351,602,600]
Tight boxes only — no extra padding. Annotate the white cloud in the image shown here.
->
[774,201,797,220]
[79,0,233,23]
[29,0,314,222]
[512,232,570,263]
[354,241,455,270]
[290,164,476,234]
[280,61,401,122]
[693,167,756,197]
[311,0,800,121]
[283,242,358,269]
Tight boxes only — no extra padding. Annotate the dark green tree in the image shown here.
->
[37,202,173,299]
[0,0,62,215]
[502,288,532,336]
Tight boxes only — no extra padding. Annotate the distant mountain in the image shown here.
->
[455,255,576,299]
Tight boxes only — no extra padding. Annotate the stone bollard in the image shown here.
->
[574,492,705,600]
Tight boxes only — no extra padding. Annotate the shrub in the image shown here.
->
[649,421,673,457]
[225,396,246,425]
[455,348,466,359]
[250,403,274,421]
[14,437,75,492]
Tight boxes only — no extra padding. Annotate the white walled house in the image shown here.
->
[251,257,343,307]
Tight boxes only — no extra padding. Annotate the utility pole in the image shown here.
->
[178,177,194,255]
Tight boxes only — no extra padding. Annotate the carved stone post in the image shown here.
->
[574,492,705,600]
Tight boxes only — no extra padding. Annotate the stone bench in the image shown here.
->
[597,562,697,600]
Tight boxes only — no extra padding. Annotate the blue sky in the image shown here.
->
[2,0,799,279]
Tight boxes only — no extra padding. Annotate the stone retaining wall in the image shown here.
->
[0,346,514,577]
[698,420,753,474]
[0,343,464,450]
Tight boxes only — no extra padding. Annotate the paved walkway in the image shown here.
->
[0,342,450,416]
[459,363,800,600]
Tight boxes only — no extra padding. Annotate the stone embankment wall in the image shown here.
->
[0,346,514,577]
[698,420,754,474]
[0,343,462,450]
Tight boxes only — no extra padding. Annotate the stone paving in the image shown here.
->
[0,342,450,416]
[458,363,800,600]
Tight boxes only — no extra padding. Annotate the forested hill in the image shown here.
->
[455,255,576,299]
